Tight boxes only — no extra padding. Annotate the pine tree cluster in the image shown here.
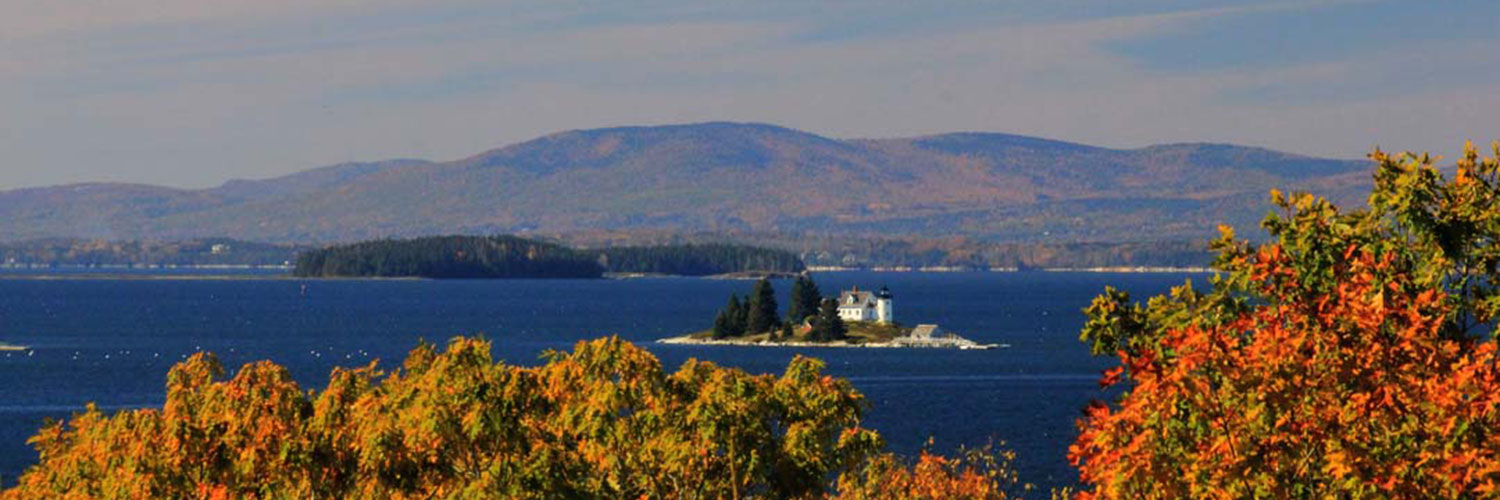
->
[710,275,846,342]
[712,278,782,339]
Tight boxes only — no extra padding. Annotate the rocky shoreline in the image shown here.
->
[656,335,1004,350]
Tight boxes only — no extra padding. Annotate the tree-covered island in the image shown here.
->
[664,275,994,348]
[293,235,603,279]
[293,235,804,279]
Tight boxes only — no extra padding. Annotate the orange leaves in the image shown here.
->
[1097,367,1124,389]
[1072,142,1500,499]
[834,449,1018,500]
[196,483,229,500]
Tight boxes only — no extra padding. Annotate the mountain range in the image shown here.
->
[0,122,1374,244]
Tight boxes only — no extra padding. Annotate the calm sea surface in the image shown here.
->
[0,270,1202,489]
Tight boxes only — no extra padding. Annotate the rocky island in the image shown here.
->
[658,277,1000,349]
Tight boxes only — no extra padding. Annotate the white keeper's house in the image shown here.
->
[837,286,893,324]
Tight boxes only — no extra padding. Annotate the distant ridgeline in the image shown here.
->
[293,236,804,279]
[597,244,804,276]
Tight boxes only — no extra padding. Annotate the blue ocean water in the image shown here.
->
[0,271,1201,489]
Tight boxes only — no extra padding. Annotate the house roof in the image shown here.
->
[910,324,940,339]
[837,290,876,309]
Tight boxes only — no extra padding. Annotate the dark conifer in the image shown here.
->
[811,298,846,341]
[711,308,732,339]
[746,278,780,334]
[726,294,747,337]
[787,275,822,325]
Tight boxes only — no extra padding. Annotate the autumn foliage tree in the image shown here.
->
[1071,143,1500,498]
[3,336,1014,499]
[835,445,1033,500]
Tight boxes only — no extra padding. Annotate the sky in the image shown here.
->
[1,0,1497,189]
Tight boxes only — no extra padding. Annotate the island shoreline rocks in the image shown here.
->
[655,333,1004,350]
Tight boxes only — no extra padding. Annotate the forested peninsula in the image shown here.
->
[292,235,804,279]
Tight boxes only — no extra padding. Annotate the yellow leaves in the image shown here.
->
[1325,450,1354,479]
[1291,192,1316,211]
[5,336,927,499]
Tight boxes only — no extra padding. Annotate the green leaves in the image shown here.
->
[1080,287,1146,357]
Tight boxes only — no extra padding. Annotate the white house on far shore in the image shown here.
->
[837,286,893,324]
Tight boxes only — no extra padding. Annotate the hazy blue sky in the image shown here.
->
[2,0,1496,189]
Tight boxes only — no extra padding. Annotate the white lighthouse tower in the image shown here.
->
[875,286,894,324]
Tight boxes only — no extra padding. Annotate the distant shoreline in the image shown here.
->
[0,264,291,271]
[0,273,420,281]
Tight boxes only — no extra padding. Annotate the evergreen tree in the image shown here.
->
[786,276,806,324]
[787,275,822,325]
[825,299,847,340]
[711,308,733,340]
[726,294,747,337]
[810,298,846,342]
[746,278,780,334]
[778,321,794,341]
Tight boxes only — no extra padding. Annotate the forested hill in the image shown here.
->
[293,236,602,279]
[0,122,1372,244]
